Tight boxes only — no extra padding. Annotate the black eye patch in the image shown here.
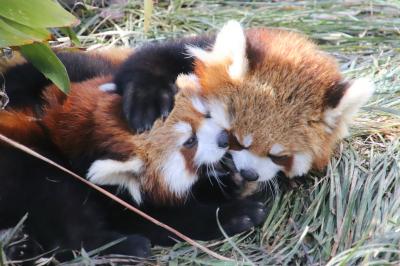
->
[269,154,293,171]
[183,134,198,148]
[228,133,246,151]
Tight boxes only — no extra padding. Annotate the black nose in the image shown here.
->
[217,130,229,148]
[240,169,259,181]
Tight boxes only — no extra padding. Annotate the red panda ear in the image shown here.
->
[324,78,375,136]
[324,80,350,109]
[175,73,202,96]
[187,20,248,83]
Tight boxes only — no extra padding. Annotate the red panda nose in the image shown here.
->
[240,169,259,181]
[217,130,229,148]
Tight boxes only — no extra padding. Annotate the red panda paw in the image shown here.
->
[219,200,267,236]
[119,79,176,133]
[103,234,152,258]
[4,234,42,263]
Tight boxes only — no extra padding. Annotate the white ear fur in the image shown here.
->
[186,20,248,80]
[176,73,201,94]
[324,77,375,136]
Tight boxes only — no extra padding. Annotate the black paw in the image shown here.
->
[119,77,176,133]
[4,236,41,263]
[105,234,151,258]
[219,200,267,236]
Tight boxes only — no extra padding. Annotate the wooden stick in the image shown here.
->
[0,133,232,261]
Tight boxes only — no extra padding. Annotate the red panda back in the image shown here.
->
[42,76,137,161]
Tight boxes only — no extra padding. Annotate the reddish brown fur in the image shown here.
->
[0,110,44,146]
[194,27,346,174]
[41,76,211,204]
[87,47,134,66]
[42,76,138,161]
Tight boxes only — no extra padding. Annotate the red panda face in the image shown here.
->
[141,77,231,203]
[185,21,374,186]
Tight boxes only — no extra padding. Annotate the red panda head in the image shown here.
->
[43,76,230,205]
[184,21,374,185]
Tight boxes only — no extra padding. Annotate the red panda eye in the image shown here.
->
[204,112,211,119]
[183,135,197,148]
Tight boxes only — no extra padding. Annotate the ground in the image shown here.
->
[1,0,399,265]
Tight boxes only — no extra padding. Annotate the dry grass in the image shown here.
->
[1,0,399,265]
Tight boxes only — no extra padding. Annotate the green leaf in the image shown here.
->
[0,0,79,28]
[20,43,70,94]
[0,17,51,47]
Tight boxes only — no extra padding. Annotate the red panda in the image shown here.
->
[40,75,230,204]
[176,21,375,194]
[0,67,267,261]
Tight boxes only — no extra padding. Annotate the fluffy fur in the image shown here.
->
[113,21,374,195]
[185,21,375,189]
[113,35,215,132]
[0,77,266,261]
[40,75,230,204]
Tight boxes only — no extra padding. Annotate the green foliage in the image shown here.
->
[0,0,80,93]
[20,43,70,95]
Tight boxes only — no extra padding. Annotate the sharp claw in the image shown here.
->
[136,127,145,134]
[161,111,170,119]
[145,124,152,131]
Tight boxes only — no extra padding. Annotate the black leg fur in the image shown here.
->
[0,143,151,262]
[108,199,267,247]
[113,35,215,132]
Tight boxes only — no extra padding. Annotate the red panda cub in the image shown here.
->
[41,75,230,204]
[178,21,375,194]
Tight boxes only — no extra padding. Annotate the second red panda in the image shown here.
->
[40,75,230,204]
[177,21,375,195]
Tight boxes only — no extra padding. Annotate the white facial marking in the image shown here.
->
[324,77,375,137]
[195,118,228,165]
[159,121,200,198]
[208,100,230,129]
[174,121,192,137]
[242,134,253,148]
[87,158,144,204]
[99,83,117,92]
[186,20,248,80]
[191,97,207,115]
[270,144,284,155]
[231,150,281,182]
[161,151,197,197]
[289,152,313,177]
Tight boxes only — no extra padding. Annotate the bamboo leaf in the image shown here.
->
[0,17,51,47]
[0,0,79,28]
[20,43,70,94]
